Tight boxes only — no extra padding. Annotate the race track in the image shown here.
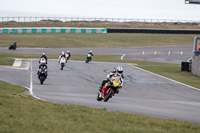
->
[1,58,200,123]
[0,45,193,64]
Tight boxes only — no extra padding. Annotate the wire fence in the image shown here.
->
[0,17,200,23]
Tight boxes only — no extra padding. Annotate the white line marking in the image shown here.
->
[30,59,33,95]
[121,54,126,60]
[29,59,45,101]
[131,65,200,91]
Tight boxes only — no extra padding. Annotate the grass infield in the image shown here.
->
[0,33,199,48]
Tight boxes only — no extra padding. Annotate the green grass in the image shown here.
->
[137,65,200,89]
[0,57,14,65]
[0,33,198,48]
[0,80,200,133]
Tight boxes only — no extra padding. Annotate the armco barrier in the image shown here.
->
[107,28,200,34]
[0,27,107,34]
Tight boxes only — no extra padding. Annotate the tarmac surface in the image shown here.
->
[1,46,200,123]
[0,45,193,64]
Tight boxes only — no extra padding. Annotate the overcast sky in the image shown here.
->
[0,0,200,20]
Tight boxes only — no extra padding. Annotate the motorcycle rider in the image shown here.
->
[13,42,17,46]
[40,53,48,64]
[66,51,71,61]
[99,66,124,93]
[58,51,66,63]
[9,42,17,49]
[37,59,48,75]
[87,50,94,57]
[11,42,17,48]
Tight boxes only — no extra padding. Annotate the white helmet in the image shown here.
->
[42,53,45,55]
[117,66,123,74]
[41,58,46,64]
[61,51,64,55]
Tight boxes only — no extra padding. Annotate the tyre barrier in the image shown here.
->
[181,62,192,72]
[0,27,107,34]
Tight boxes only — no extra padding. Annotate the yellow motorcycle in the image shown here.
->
[97,77,122,102]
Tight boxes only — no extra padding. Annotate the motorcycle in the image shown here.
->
[38,66,48,84]
[60,57,66,70]
[97,77,122,102]
[8,42,17,50]
[85,54,92,63]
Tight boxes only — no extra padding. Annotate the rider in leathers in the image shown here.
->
[58,51,66,63]
[37,60,48,76]
[99,66,124,93]
[66,51,71,62]
[40,53,48,64]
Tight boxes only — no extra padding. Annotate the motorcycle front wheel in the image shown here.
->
[40,76,45,84]
[61,63,64,70]
[104,89,113,102]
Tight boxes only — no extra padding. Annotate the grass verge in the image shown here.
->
[0,57,14,66]
[0,80,200,133]
[0,33,198,48]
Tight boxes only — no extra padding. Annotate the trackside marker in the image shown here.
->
[168,51,171,56]
[142,51,145,56]
[154,51,157,56]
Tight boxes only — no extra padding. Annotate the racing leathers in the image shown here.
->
[66,51,71,60]
[58,53,66,63]
[99,70,124,93]
[87,51,94,57]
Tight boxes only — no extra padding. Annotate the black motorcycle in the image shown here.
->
[9,42,17,50]
[85,54,92,63]
[37,66,48,84]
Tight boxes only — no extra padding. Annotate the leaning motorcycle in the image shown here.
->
[60,57,66,70]
[85,54,92,63]
[38,67,48,84]
[8,42,17,50]
[97,77,121,102]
